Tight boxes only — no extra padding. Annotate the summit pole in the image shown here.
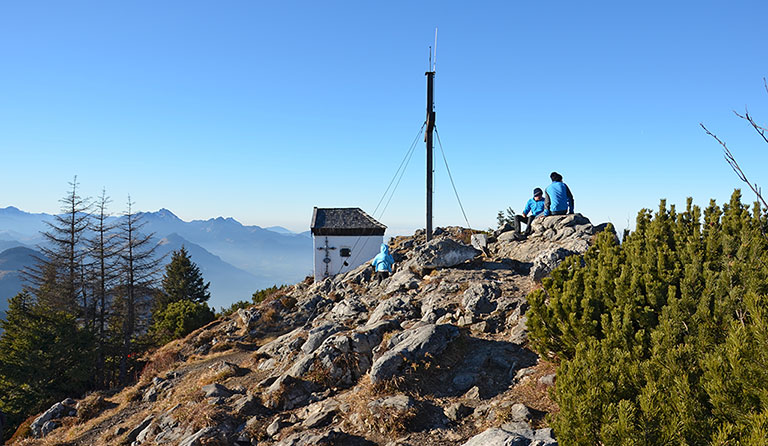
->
[425,70,435,241]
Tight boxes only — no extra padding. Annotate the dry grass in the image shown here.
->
[75,392,109,422]
[196,365,238,387]
[173,400,225,432]
[346,375,417,438]
[138,344,182,386]
[260,307,278,324]
[7,414,37,444]
[508,360,559,426]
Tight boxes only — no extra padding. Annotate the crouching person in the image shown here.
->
[371,243,395,284]
[515,187,546,236]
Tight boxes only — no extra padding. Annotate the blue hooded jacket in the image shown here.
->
[371,243,394,272]
[545,181,574,214]
[523,197,546,217]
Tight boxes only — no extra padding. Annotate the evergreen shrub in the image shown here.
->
[527,191,768,445]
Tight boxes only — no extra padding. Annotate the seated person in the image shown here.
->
[515,188,546,236]
[544,171,574,216]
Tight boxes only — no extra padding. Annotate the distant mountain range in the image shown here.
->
[0,206,313,311]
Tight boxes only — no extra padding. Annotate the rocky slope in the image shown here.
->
[11,213,611,446]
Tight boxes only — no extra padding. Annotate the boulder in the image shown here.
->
[178,426,219,446]
[462,282,501,315]
[383,269,420,293]
[370,323,459,383]
[202,383,233,399]
[30,400,77,437]
[366,295,418,326]
[408,239,481,276]
[471,233,489,252]
[461,427,530,446]
[301,322,344,355]
[237,307,261,328]
[264,375,315,411]
[530,247,575,282]
[444,402,474,422]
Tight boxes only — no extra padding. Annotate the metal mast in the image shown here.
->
[425,69,435,241]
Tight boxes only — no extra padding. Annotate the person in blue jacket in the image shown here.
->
[371,243,395,284]
[515,187,546,236]
[544,171,574,215]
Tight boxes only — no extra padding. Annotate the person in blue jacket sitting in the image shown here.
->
[515,187,546,236]
[371,243,395,284]
[544,171,574,216]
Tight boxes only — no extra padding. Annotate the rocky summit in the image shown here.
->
[13,214,611,446]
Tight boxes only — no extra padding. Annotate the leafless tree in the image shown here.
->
[23,177,91,315]
[85,189,121,387]
[115,197,163,385]
[700,78,768,210]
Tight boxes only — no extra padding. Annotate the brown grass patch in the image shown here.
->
[138,344,182,385]
[346,376,417,437]
[7,414,37,444]
[508,360,559,426]
[76,392,109,422]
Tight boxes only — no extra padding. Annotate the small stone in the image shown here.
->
[202,383,233,398]
[507,403,531,421]
[444,402,473,422]
[266,418,290,437]
[464,386,481,400]
[539,374,556,386]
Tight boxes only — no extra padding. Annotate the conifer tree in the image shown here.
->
[23,177,90,316]
[150,246,213,345]
[115,197,162,385]
[155,246,210,311]
[0,292,94,436]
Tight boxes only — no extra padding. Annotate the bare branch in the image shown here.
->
[700,123,768,210]
[733,108,768,145]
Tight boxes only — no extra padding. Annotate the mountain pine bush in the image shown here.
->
[527,190,768,445]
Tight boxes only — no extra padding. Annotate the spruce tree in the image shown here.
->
[156,246,210,311]
[0,292,94,436]
[150,246,213,345]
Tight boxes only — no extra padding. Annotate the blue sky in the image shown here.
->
[1,1,767,235]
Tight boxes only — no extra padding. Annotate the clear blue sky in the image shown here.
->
[1,1,767,235]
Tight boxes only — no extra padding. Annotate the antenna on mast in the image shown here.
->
[433,28,438,72]
[425,32,437,242]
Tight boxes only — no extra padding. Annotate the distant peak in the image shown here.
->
[155,208,181,220]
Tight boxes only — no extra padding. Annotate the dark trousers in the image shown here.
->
[375,271,390,284]
[514,214,535,235]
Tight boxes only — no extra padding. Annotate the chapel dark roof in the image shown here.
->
[310,207,386,236]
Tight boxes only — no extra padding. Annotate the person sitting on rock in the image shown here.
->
[514,187,546,236]
[544,171,574,216]
[371,243,395,284]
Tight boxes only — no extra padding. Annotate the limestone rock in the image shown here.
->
[462,282,501,315]
[408,239,481,276]
[530,247,576,282]
[444,402,473,422]
[30,400,77,437]
[202,383,232,398]
[461,427,530,446]
[301,322,343,355]
[367,294,418,326]
[370,323,459,383]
